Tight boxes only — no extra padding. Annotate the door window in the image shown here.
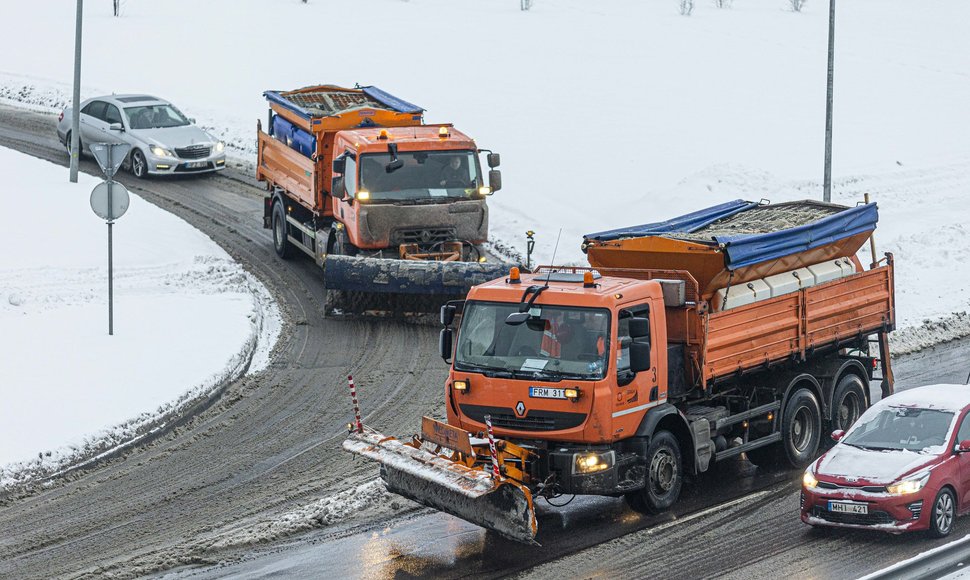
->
[617,304,650,374]
[344,155,357,198]
[104,104,123,125]
[82,101,107,121]
[957,412,970,445]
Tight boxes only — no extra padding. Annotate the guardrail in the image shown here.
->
[860,534,970,580]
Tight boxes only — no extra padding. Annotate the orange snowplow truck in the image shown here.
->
[345,199,895,543]
[257,85,507,310]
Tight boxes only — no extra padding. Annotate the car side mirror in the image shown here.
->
[957,440,970,453]
[629,341,651,373]
[188,117,197,124]
[108,123,124,132]
[331,176,346,199]
[487,153,501,168]
[831,429,845,442]
[439,328,454,362]
[489,170,502,193]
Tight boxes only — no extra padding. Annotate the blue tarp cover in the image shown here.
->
[584,199,879,271]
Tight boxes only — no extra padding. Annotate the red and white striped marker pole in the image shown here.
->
[483,414,501,479]
[347,375,363,434]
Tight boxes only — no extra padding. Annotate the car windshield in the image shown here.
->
[359,150,480,202]
[125,105,190,130]
[843,406,954,452]
[454,301,610,381]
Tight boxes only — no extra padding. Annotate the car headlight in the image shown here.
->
[803,468,818,490]
[150,145,175,158]
[215,141,225,153]
[573,450,614,474]
[887,472,930,495]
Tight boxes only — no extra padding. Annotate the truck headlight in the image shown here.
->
[887,472,930,495]
[150,145,175,158]
[802,468,818,490]
[573,450,614,474]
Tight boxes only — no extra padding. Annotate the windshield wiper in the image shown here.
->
[454,361,514,378]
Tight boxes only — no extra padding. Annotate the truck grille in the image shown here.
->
[175,145,210,159]
[812,506,893,526]
[460,404,586,432]
[395,227,456,246]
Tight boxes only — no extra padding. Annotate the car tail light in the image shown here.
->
[58,111,64,122]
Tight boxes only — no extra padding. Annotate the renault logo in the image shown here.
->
[515,401,526,416]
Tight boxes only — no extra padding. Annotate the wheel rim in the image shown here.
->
[133,153,145,176]
[838,391,861,430]
[274,214,284,251]
[791,406,815,453]
[937,492,954,533]
[650,449,676,494]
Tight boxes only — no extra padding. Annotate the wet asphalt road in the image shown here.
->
[2,104,969,580]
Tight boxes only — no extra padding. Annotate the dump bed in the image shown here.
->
[701,259,894,385]
[584,200,878,298]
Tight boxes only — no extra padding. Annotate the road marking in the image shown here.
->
[645,489,775,535]
[612,401,659,418]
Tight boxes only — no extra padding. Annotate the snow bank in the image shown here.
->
[0,146,280,487]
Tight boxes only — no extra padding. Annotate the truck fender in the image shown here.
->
[781,357,870,422]
[634,404,699,475]
[780,373,823,419]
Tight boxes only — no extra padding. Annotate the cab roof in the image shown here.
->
[468,270,659,309]
[340,125,476,152]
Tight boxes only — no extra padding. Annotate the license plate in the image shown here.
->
[529,387,566,399]
[829,501,868,515]
[184,161,208,169]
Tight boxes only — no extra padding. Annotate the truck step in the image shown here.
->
[714,401,780,431]
[714,432,782,462]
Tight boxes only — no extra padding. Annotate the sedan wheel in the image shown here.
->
[131,149,148,179]
[929,488,956,538]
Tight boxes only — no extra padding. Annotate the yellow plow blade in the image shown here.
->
[343,427,538,544]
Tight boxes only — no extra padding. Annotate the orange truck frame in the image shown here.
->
[257,85,507,305]
[435,251,894,517]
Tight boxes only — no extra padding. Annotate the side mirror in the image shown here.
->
[957,440,970,453]
[188,117,197,124]
[629,341,651,373]
[488,169,502,193]
[108,122,124,132]
[332,156,346,175]
[487,153,501,168]
[831,430,845,442]
[330,176,346,199]
[440,304,457,327]
[439,328,454,362]
[385,158,404,173]
[629,317,650,340]
[505,311,530,325]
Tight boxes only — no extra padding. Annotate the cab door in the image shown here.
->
[612,301,661,423]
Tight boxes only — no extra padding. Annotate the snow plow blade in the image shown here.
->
[324,254,510,296]
[343,426,538,544]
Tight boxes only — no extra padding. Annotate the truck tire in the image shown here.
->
[625,430,682,515]
[831,373,867,433]
[272,202,293,259]
[747,388,821,469]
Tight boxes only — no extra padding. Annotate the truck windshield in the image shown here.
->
[359,150,480,202]
[842,407,954,452]
[454,301,610,381]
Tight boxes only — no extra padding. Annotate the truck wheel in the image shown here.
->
[331,228,356,257]
[625,430,682,515]
[272,203,293,259]
[928,487,956,538]
[747,389,822,469]
[831,374,867,433]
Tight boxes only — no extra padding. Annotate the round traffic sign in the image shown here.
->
[90,182,130,221]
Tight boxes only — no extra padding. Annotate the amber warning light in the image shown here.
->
[508,267,521,284]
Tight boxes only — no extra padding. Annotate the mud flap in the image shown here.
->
[343,428,538,544]
[324,254,510,296]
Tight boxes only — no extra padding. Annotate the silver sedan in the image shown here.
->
[56,94,226,178]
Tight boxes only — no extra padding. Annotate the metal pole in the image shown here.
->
[107,145,114,335]
[822,0,835,203]
[70,0,83,183]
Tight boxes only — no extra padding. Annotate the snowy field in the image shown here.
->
[0,146,280,485]
[0,0,968,479]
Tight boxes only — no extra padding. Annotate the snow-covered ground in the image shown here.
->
[0,0,968,483]
[0,146,280,486]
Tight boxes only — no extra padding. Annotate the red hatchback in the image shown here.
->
[801,384,970,537]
